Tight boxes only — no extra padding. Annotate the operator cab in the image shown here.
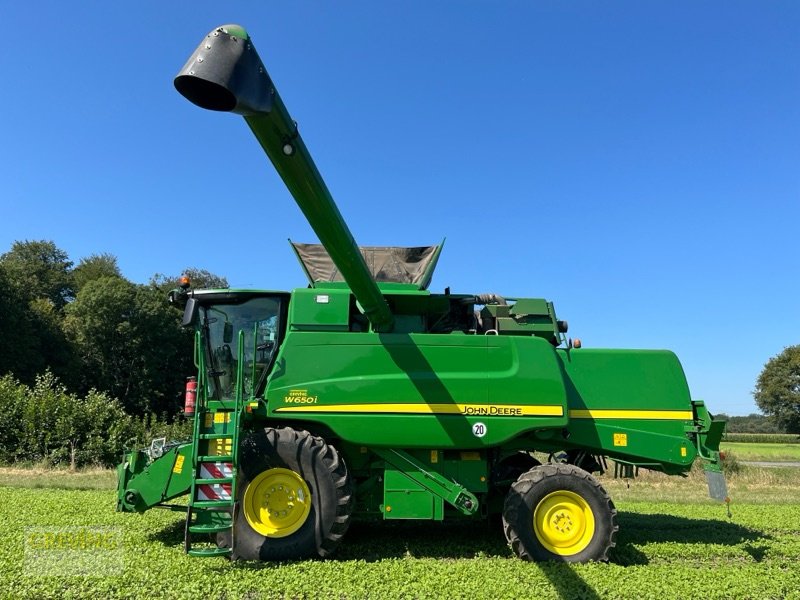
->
[180,290,289,401]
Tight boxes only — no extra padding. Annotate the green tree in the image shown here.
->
[27,298,77,388]
[0,374,27,463]
[0,240,74,309]
[0,269,37,381]
[0,372,189,467]
[63,276,134,401]
[150,267,228,292]
[0,261,74,386]
[1,371,139,468]
[64,277,193,416]
[754,345,800,434]
[53,388,134,468]
[127,283,195,415]
[73,253,123,293]
[715,413,783,434]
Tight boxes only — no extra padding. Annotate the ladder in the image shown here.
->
[184,331,245,558]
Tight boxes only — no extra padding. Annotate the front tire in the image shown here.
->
[219,427,353,561]
[502,463,617,562]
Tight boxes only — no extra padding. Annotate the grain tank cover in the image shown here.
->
[291,242,443,290]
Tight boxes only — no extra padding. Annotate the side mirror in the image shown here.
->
[168,287,188,308]
[182,298,199,327]
[223,321,233,344]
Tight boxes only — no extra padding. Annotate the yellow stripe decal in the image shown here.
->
[569,409,693,420]
[275,403,564,417]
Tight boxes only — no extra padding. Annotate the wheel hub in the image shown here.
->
[533,490,595,556]
[243,468,311,538]
[551,510,574,533]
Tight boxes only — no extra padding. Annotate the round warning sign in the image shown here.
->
[472,422,487,438]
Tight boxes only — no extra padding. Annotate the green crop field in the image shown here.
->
[1,466,799,599]
[722,433,800,444]
[720,442,800,462]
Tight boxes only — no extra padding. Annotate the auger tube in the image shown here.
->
[174,24,394,332]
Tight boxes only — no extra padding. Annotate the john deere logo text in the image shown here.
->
[284,389,318,404]
[462,405,523,416]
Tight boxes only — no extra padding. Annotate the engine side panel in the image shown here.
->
[265,332,568,448]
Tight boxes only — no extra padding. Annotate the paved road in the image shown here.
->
[741,461,800,468]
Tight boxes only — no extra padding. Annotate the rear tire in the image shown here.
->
[218,427,353,561]
[502,463,617,562]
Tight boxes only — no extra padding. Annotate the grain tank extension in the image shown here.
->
[116,24,727,563]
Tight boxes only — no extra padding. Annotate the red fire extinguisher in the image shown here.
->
[184,376,197,416]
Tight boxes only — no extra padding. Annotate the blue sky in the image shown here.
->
[1,2,797,416]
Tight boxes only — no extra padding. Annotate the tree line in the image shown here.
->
[0,239,226,466]
[0,372,191,469]
[715,413,786,434]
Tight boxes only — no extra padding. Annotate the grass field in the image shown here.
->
[2,466,799,599]
[720,442,800,462]
[722,433,800,444]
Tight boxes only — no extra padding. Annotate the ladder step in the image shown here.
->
[195,477,234,485]
[186,402,240,559]
[187,547,232,558]
[206,400,237,411]
[197,455,234,462]
[193,500,234,509]
[189,523,232,534]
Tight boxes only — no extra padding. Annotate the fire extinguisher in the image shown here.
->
[184,376,197,416]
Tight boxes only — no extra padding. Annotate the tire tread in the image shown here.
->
[502,463,618,562]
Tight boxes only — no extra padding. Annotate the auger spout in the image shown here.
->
[174,24,394,332]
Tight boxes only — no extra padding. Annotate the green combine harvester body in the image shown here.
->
[116,24,727,563]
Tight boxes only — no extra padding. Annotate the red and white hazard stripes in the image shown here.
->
[196,461,233,501]
[197,482,232,501]
[200,461,233,480]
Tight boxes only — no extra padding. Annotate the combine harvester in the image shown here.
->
[117,24,727,563]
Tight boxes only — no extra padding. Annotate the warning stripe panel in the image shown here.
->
[197,483,232,501]
[200,462,233,479]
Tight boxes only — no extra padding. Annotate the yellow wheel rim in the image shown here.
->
[533,490,595,556]
[243,468,311,538]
